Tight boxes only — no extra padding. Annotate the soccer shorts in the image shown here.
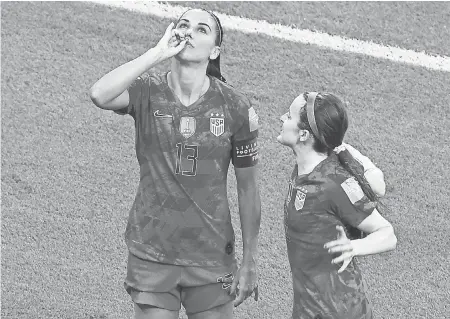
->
[124,253,237,315]
[291,265,373,319]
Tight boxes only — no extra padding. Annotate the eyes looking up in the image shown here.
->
[176,20,210,35]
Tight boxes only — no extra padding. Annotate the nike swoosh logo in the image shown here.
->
[154,110,173,118]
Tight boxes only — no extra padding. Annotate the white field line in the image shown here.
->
[90,0,450,73]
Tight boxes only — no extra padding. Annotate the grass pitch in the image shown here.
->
[1,2,449,319]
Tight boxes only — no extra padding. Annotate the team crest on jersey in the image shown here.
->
[180,117,196,139]
[294,187,308,210]
[210,113,225,137]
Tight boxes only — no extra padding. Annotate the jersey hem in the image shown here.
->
[126,239,237,268]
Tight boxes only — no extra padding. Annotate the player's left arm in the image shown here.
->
[235,165,261,267]
[343,143,386,197]
[232,162,261,306]
[351,208,397,257]
[232,102,261,265]
[229,99,261,305]
[324,181,397,272]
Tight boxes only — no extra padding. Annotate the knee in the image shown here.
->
[134,303,179,319]
[187,301,234,319]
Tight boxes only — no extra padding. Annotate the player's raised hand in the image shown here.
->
[229,262,259,307]
[154,22,187,61]
[324,225,355,273]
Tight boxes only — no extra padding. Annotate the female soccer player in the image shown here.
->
[277,92,397,319]
[89,9,260,319]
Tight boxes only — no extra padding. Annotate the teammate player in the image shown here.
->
[277,92,397,319]
[89,9,260,319]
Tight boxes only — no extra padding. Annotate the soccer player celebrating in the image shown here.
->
[89,9,260,319]
[277,92,397,319]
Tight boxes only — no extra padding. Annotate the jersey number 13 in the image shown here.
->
[175,142,198,176]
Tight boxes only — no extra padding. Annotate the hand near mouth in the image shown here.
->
[168,29,185,47]
[155,22,188,61]
[173,30,193,47]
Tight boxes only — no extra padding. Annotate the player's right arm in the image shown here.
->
[89,22,187,110]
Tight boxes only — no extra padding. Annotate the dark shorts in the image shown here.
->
[291,263,373,319]
[124,253,237,315]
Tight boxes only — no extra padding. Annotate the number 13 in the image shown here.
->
[175,143,198,176]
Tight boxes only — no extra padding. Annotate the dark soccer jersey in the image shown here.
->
[115,73,259,267]
[284,154,376,319]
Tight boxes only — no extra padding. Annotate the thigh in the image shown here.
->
[187,300,234,319]
[134,303,179,319]
[181,263,237,316]
[125,253,182,311]
[126,253,180,291]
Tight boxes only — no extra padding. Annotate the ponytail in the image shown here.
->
[207,55,227,83]
[203,9,227,83]
[335,148,378,202]
[336,147,382,239]
[304,92,381,239]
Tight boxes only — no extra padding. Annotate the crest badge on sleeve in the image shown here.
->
[180,117,196,139]
[210,113,225,137]
[248,107,259,132]
[341,177,365,204]
[294,187,308,210]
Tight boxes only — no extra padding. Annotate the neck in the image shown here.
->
[169,59,209,104]
[293,145,328,175]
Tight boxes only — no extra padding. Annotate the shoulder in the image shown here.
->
[325,164,366,205]
[213,79,260,136]
[148,72,167,85]
[132,72,166,89]
[213,78,253,112]
[319,155,351,184]
[315,156,356,195]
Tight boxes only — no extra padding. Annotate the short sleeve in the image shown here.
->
[113,76,147,118]
[230,96,259,168]
[330,177,377,228]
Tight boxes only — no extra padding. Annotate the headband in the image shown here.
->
[202,9,223,45]
[306,92,330,148]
